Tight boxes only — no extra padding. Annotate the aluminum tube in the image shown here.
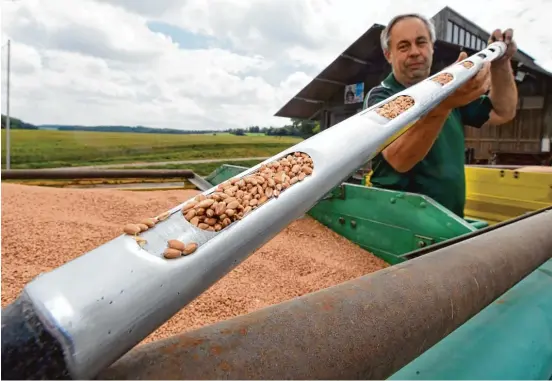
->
[1,169,195,179]
[15,42,508,380]
[99,208,552,380]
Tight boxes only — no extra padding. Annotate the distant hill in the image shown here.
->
[40,124,218,135]
[1,115,39,130]
[1,116,218,134]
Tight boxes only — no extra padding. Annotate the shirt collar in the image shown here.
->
[382,72,406,92]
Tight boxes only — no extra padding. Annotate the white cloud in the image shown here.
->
[1,0,550,130]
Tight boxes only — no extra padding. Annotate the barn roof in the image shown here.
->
[274,24,384,120]
[275,7,552,120]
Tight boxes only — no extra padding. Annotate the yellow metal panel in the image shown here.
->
[516,166,552,174]
[363,165,551,225]
[464,166,552,225]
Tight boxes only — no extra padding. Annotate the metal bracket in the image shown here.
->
[320,184,347,201]
[336,184,347,200]
[188,174,214,192]
[414,235,435,248]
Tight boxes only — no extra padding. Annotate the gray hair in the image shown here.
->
[380,13,436,51]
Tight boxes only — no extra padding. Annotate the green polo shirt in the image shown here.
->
[363,73,494,218]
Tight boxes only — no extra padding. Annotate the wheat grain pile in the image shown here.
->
[1,183,387,344]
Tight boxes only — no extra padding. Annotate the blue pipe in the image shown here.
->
[389,259,552,380]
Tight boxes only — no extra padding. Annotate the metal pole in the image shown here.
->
[0,168,196,179]
[6,39,11,170]
[98,208,552,380]
[2,42,511,380]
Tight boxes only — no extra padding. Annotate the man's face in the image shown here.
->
[384,17,434,86]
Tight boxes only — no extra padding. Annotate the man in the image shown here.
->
[363,13,518,218]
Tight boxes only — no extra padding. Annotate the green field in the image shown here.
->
[1,130,302,169]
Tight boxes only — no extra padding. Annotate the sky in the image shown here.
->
[1,0,551,131]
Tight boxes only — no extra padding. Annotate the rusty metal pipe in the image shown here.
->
[99,208,552,380]
[1,169,195,180]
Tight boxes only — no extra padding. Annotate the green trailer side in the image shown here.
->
[204,164,488,263]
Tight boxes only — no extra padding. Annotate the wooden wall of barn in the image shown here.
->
[464,76,550,160]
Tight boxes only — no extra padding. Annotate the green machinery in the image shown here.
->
[203,163,552,380]
[205,164,489,264]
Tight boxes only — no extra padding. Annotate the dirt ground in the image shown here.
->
[1,183,388,344]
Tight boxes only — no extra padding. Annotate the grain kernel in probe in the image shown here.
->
[168,239,186,251]
[163,239,200,259]
[137,223,150,232]
[163,248,182,259]
[140,218,157,228]
[183,242,198,255]
[155,211,170,222]
[123,224,142,235]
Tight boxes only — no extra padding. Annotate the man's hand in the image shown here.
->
[486,28,518,124]
[488,28,517,65]
[438,51,491,111]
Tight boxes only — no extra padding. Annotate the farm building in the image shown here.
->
[275,6,552,164]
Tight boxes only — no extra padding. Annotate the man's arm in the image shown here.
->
[365,86,452,173]
[365,53,491,173]
[487,28,518,126]
[487,59,518,125]
[459,62,517,129]
[365,68,484,174]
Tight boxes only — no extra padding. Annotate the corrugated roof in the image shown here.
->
[274,23,385,120]
[275,9,552,120]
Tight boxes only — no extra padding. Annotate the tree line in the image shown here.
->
[227,119,320,138]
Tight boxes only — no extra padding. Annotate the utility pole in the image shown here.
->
[6,39,11,169]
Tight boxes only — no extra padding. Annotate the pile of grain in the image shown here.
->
[1,183,387,344]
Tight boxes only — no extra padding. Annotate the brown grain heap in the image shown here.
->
[431,72,454,85]
[1,183,388,345]
[376,95,415,119]
[461,61,474,69]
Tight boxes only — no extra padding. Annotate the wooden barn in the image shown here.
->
[275,6,552,165]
